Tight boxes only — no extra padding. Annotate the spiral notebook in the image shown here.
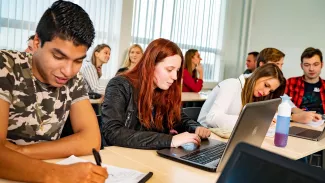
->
[57,155,153,183]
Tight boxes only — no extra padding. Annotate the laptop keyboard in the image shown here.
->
[180,143,227,165]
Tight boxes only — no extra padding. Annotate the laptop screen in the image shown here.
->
[218,151,321,183]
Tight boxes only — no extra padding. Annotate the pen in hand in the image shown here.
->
[92,148,102,166]
[92,148,111,178]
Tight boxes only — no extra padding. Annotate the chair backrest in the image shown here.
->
[183,107,202,121]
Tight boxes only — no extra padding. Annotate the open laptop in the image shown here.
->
[157,98,281,172]
[217,142,325,183]
[289,126,325,141]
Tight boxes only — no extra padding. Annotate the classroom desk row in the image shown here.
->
[90,92,209,104]
[1,123,324,183]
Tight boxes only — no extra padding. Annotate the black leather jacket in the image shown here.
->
[101,76,202,149]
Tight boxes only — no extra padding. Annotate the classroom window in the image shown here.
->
[131,0,225,82]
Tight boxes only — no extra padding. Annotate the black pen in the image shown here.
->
[138,172,153,183]
[92,148,102,166]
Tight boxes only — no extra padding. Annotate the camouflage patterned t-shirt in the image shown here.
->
[0,50,88,145]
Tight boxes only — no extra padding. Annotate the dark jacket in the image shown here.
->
[115,67,128,75]
[101,76,202,149]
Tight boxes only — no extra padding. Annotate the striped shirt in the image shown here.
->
[80,61,106,94]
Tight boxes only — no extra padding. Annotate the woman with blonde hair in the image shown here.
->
[116,44,143,74]
[80,43,111,95]
[198,63,286,130]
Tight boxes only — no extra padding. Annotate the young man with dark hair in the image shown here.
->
[243,51,259,74]
[286,47,325,120]
[0,1,108,182]
[25,35,36,54]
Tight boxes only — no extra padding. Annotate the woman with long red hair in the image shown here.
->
[101,38,210,149]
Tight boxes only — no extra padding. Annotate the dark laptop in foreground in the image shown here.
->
[289,125,325,141]
[217,142,325,183]
[157,98,281,172]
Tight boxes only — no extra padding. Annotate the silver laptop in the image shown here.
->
[289,126,325,141]
[157,98,281,172]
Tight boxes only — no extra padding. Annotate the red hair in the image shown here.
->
[123,38,184,131]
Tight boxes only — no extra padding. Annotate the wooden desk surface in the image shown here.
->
[181,92,208,102]
[1,123,324,183]
[90,98,102,104]
[90,92,209,104]
[262,122,325,159]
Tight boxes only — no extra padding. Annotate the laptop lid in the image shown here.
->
[157,98,281,172]
[217,142,325,183]
[216,98,281,172]
[289,126,325,141]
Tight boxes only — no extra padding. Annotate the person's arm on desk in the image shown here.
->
[291,107,322,122]
[6,99,102,160]
[0,100,107,183]
[173,110,211,139]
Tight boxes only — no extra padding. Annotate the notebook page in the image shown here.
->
[57,155,146,183]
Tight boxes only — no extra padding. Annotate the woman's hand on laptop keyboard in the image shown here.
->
[195,127,211,139]
[171,132,201,148]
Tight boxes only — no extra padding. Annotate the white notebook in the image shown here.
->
[57,155,152,183]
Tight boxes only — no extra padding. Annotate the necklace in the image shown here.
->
[31,73,60,134]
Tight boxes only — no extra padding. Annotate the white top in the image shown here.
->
[80,61,106,94]
[198,74,296,130]
[198,75,247,129]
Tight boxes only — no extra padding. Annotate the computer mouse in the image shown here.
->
[181,142,198,151]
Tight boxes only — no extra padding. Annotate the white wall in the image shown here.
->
[248,0,325,78]
[221,0,253,80]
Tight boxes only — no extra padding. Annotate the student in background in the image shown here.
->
[255,48,321,122]
[182,49,204,92]
[286,47,325,118]
[80,44,111,95]
[256,47,285,69]
[243,51,259,74]
[24,35,36,54]
[0,1,107,182]
[101,38,210,149]
[198,64,286,130]
[116,44,143,74]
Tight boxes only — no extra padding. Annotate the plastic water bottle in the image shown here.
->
[274,95,292,147]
